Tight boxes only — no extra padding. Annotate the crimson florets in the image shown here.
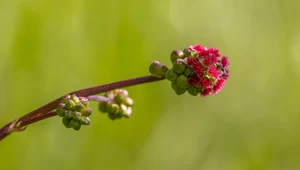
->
[165,44,229,97]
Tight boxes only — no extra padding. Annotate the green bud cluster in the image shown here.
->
[165,48,200,95]
[98,89,134,120]
[56,94,91,130]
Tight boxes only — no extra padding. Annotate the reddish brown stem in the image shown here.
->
[0,75,165,141]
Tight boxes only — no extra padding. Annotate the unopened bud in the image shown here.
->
[149,61,169,78]
[187,86,200,96]
[171,82,186,95]
[170,50,184,63]
[56,103,66,117]
[124,97,134,107]
[184,67,193,77]
[72,120,81,131]
[173,59,187,74]
[72,111,82,120]
[115,93,126,104]
[106,103,119,114]
[64,110,73,119]
[82,107,92,117]
[65,100,75,110]
[62,117,72,128]
[79,117,90,125]
[176,74,189,88]
[71,94,80,103]
[165,68,178,82]
[98,101,107,113]
[79,97,89,107]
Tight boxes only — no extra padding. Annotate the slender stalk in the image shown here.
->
[0,75,165,141]
[87,96,109,102]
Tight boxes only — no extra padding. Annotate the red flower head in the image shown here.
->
[165,44,230,97]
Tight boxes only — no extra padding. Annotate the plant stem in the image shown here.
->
[0,75,165,141]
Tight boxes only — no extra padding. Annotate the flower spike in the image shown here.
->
[162,44,229,97]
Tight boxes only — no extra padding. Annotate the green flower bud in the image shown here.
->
[64,110,73,119]
[114,93,126,104]
[165,68,178,82]
[62,117,72,128]
[74,103,85,112]
[82,107,92,117]
[72,120,81,131]
[149,61,169,78]
[65,100,75,110]
[187,86,200,96]
[56,103,65,117]
[119,104,127,115]
[71,94,80,103]
[72,111,82,120]
[176,74,189,88]
[61,95,71,103]
[118,89,128,97]
[98,101,107,113]
[124,97,134,107]
[106,103,119,114]
[171,82,186,95]
[184,67,194,77]
[79,97,89,107]
[173,59,187,74]
[69,119,75,127]
[108,113,118,120]
[170,50,184,64]
[120,104,132,118]
[79,117,90,125]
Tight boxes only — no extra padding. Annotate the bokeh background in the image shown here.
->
[1,0,300,170]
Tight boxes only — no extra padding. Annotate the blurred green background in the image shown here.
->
[1,0,300,170]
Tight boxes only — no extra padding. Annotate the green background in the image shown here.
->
[1,0,300,170]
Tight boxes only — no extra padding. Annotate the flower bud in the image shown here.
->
[183,46,197,58]
[170,50,184,64]
[173,59,187,74]
[184,67,193,77]
[62,117,72,128]
[74,103,85,112]
[165,68,178,82]
[119,104,127,115]
[79,97,89,107]
[64,110,73,119]
[72,120,81,131]
[71,94,80,103]
[72,111,82,120]
[61,94,71,103]
[65,100,75,110]
[149,61,169,78]
[121,105,132,118]
[118,89,128,97]
[56,103,66,117]
[114,93,126,104]
[82,107,92,117]
[106,103,119,114]
[79,117,90,125]
[98,101,107,113]
[171,82,186,95]
[176,74,189,88]
[187,86,200,96]
[124,97,134,107]
[108,113,118,120]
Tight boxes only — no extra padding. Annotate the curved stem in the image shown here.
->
[0,75,165,141]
